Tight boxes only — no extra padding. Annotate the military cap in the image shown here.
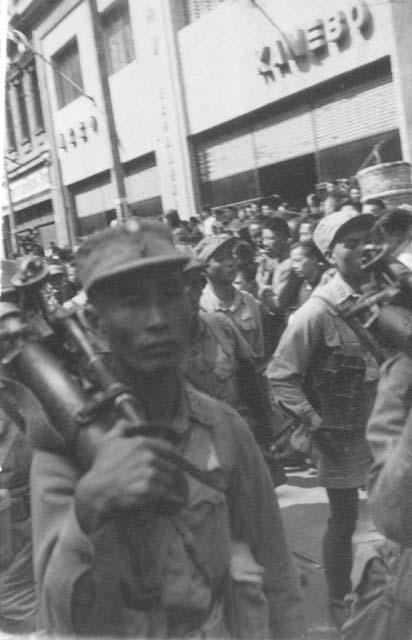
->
[194,235,237,263]
[76,218,189,293]
[313,210,375,256]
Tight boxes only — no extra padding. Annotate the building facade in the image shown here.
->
[3,34,60,255]
[4,0,412,249]
[180,0,412,207]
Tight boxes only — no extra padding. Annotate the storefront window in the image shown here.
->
[52,38,84,109]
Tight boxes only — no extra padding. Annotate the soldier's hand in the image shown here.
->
[75,421,183,533]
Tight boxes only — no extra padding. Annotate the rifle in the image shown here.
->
[1,256,222,497]
[338,246,412,358]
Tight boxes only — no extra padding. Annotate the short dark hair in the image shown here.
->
[364,198,385,210]
[164,209,181,228]
[377,208,412,234]
[233,240,255,264]
[290,240,326,263]
[336,198,362,213]
[236,262,257,281]
[263,216,290,240]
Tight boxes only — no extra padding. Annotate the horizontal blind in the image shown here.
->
[253,109,314,167]
[197,129,255,183]
[313,76,396,150]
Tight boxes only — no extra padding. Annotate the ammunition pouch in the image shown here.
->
[314,351,369,434]
[308,293,380,435]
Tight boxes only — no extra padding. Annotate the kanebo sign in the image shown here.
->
[258,0,372,81]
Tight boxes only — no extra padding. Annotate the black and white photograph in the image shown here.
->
[1,0,412,638]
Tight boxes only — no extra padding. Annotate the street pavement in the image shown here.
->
[276,468,383,640]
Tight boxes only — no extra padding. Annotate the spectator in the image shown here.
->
[349,185,362,204]
[306,193,322,219]
[257,217,300,354]
[248,218,264,249]
[362,198,386,217]
[298,220,317,243]
[201,205,216,236]
[323,195,340,216]
[289,241,327,313]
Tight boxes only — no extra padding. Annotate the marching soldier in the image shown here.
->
[267,210,378,629]
[0,263,51,633]
[30,220,305,638]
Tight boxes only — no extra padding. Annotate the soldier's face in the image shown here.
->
[95,267,189,374]
[206,245,237,284]
[328,227,371,286]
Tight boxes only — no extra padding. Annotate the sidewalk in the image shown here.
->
[277,470,382,640]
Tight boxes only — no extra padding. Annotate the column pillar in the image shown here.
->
[150,0,199,220]
[389,0,412,164]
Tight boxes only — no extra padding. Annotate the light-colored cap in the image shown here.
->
[313,210,375,256]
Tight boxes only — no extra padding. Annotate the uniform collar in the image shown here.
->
[321,271,360,307]
[202,282,244,313]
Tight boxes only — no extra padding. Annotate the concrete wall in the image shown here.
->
[179,0,394,134]
[388,0,412,164]
[41,0,161,185]
[41,1,112,185]
[105,0,160,164]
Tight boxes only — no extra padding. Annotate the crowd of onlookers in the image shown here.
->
[10,182,412,355]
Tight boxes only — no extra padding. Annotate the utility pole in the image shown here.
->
[88,0,129,222]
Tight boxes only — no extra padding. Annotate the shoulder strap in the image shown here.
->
[311,293,386,364]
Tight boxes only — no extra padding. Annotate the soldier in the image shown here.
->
[198,236,265,359]
[30,220,305,638]
[0,263,51,633]
[181,257,286,484]
[266,210,378,629]
[366,351,412,546]
[181,256,257,409]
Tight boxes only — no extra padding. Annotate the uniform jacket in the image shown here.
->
[367,352,412,546]
[266,273,378,489]
[31,382,305,638]
[0,376,47,630]
[200,284,264,359]
[180,311,255,408]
